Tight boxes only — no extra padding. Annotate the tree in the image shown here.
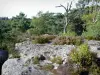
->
[56,1,72,34]
[76,0,100,14]
[11,12,31,32]
[82,13,100,38]
[30,12,49,35]
[0,20,11,49]
[30,11,64,35]
[66,9,86,36]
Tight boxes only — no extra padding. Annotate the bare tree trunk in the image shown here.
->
[56,1,72,34]
[64,16,67,34]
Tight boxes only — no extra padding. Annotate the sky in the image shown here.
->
[0,0,78,18]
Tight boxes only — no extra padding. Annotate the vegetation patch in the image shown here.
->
[68,44,100,75]
[51,56,62,65]
[42,64,54,71]
[52,36,83,45]
[32,56,40,64]
[33,35,56,44]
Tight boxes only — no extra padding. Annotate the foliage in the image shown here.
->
[82,13,96,25]
[41,34,57,41]
[32,56,39,64]
[61,31,76,36]
[34,36,50,44]
[89,63,100,75]
[52,36,83,45]
[30,12,64,35]
[33,34,57,44]
[70,44,93,66]
[69,44,100,75]
[11,12,31,32]
[51,56,62,64]
[82,13,100,39]
[70,17,85,36]
[67,9,86,36]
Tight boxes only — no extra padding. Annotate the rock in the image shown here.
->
[2,59,24,75]
[88,40,100,58]
[2,41,75,75]
[15,41,75,61]
[40,60,52,66]
[88,40,100,46]
[89,46,100,57]
[56,64,70,75]
[97,47,100,50]
[53,63,59,69]
[2,59,53,75]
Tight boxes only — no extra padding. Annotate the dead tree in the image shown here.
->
[56,1,72,34]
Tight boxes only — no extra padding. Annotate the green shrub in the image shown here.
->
[69,44,99,75]
[71,37,83,46]
[33,56,39,64]
[51,56,62,64]
[89,63,100,75]
[70,44,93,66]
[84,36,100,40]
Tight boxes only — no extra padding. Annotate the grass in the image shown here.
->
[51,56,62,65]
[32,56,40,64]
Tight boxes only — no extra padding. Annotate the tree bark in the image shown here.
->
[56,1,72,34]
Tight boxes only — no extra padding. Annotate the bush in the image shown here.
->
[84,36,100,40]
[70,44,93,67]
[33,35,57,44]
[51,56,62,64]
[34,36,50,44]
[69,44,100,75]
[72,37,84,45]
[52,36,83,45]
[89,62,100,75]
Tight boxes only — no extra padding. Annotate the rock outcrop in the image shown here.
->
[2,58,53,75]
[88,40,100,57]
[15,41,75,60]
[2,40,100,75]
[2,41,75,75]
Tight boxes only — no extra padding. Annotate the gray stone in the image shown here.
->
[88,40,100,46]
[15,41,75,60]
[2,58,53,75]
[2,41,75,75]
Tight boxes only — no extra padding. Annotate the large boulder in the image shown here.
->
[2,58,53,75]
[2,41,75,75]
[88,40,100,58]
[88,40,100,46]
[15,41,75,60]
